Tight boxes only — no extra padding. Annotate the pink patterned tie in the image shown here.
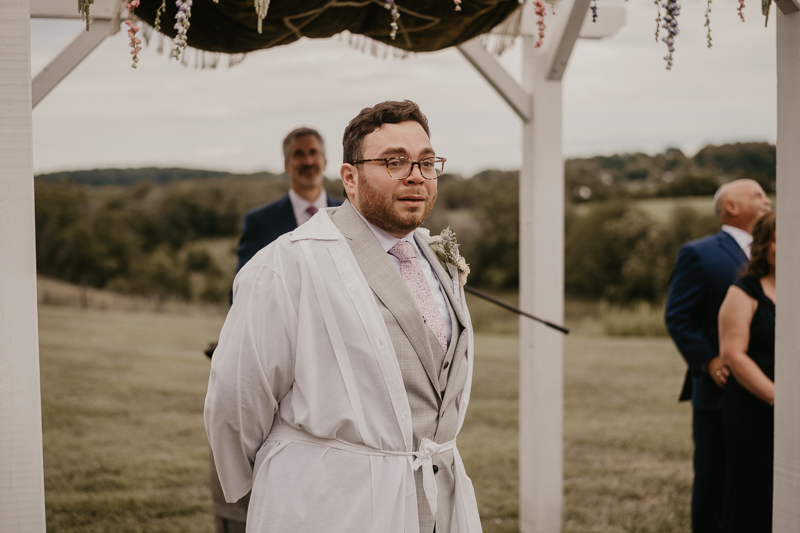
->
[388,241,447,354]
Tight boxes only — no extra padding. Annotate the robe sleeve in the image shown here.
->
[204,253,297,502]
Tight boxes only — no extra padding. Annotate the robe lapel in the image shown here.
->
[331,202,441,394]
[415,232,467,329]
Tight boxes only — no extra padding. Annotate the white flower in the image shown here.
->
[457,257,470,287]
[429,227,469,286]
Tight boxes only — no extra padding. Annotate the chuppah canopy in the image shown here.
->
[125,0,523,54]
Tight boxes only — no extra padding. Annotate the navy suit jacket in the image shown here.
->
[235,193,342,273]
[665,231,748,411]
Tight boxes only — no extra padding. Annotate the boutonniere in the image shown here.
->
[428,227,470,287]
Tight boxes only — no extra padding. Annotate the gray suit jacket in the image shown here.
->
[331,201,470,533]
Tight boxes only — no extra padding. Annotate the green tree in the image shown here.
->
[469,174,519,289]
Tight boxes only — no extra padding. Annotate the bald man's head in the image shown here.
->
[713,179,771,234]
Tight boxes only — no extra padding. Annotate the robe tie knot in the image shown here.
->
[411,437,456,517]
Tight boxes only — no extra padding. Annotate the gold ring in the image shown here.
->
[715,370,722,377]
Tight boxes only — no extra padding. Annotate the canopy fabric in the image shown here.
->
[132,0,523,54]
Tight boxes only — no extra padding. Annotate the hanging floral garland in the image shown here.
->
[661,0,680,70]
[384,0,401,40]
[170,0,193,60]
[123,0,143,68]
[74,0,776,71]
[78,0,94,31]
[532,0,547,47]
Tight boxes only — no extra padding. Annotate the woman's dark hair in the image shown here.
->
[744,211,776,278]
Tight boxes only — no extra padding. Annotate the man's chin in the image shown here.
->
[396,211,429,230]
[296,176,324,189]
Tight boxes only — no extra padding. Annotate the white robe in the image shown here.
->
[204,208,481,533]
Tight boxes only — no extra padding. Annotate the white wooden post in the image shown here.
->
[0,0,47,531]
[518,25,563,533]
[518,41,564,532]
[461,3,605,530]
[773,3,800,530]
[518,2,587,531]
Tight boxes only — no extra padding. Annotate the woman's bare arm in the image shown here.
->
[719,285,775,405]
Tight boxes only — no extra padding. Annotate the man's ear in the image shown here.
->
[725,199,739,218]
[341,163,357,199]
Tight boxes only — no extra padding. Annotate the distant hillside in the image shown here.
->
[34,141,775,201]
[35,167,283,187]
[565,142,775,202]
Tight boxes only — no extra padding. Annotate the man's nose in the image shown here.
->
[404,164,425,184]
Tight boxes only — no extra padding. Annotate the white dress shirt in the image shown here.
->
[721,224,753,259]
[288,188,328,226]
[353,209,453,345]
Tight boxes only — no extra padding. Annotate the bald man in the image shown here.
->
[665,179,771,533]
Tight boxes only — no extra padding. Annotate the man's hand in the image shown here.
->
[707,356,730,388]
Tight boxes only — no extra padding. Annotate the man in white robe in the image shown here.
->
[205,100,481,533]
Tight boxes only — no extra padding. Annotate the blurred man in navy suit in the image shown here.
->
[665,179,771,533]
[236,127,343,273]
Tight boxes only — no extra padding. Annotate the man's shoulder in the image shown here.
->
[244,194,291,220]
[679,231,724,257]
[239,228,305,275]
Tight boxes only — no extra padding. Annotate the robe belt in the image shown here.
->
[265,424,455,516]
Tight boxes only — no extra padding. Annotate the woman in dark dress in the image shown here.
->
[718,211,776,533]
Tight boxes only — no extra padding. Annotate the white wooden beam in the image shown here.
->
[544,0,592,81]
[457,40,532,122]
[30,0,117,19]
[32,19,112,108]
[775,0,800,15]
[0,0,47,531]
[773,8,800,531]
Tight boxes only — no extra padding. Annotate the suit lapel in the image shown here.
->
[331,202,441,394]
[275,195,298,235]
[716,231,748,266]
[415,232,467,329]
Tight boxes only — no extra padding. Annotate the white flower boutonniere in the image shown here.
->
[428,226,470,287]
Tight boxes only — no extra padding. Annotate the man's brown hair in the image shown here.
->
[283,127,325,164]
[342,100,430,164]
[744,211,776,278]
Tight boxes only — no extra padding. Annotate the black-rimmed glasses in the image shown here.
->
[352,156,446,180]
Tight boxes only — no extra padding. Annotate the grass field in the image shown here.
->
[572,196,714,223]
[39,303,692,533]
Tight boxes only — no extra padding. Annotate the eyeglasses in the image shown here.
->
[352,156,446,180]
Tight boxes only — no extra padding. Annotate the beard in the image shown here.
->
[292,165,323,190]
[357,177,437,237]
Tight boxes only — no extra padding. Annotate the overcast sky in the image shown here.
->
[30,0,777,177]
